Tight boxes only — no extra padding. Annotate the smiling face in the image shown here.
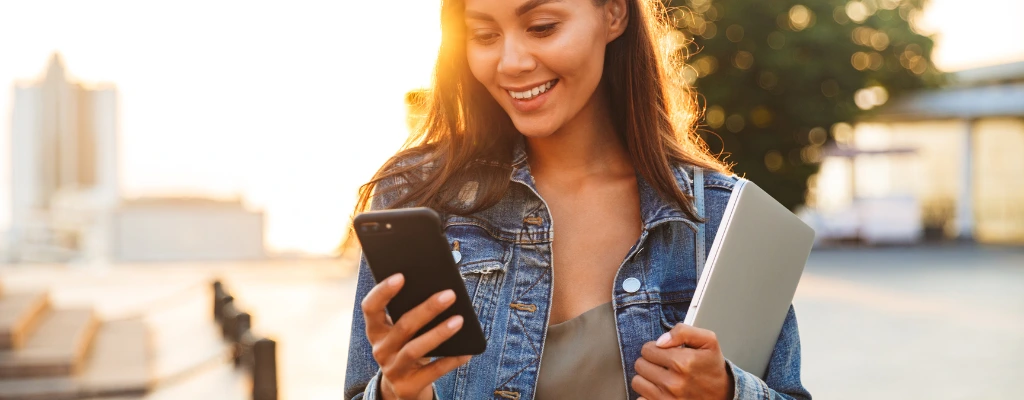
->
[464,0,627,138]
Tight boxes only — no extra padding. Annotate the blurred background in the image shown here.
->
[0,0,1020,399]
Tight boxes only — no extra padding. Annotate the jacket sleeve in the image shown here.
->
[344,169,411,400]
[727,305,812,400]
[344,253,437,400]
[343,251,387,400]
[345,157,446,399]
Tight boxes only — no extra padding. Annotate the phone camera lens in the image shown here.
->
[360,222,380,232]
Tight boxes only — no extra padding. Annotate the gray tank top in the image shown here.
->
[535,302,627,400]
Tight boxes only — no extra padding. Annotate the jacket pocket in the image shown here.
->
[659,297,693,330]
[445,224,508,341]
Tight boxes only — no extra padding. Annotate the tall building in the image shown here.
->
[6,54,266,263]
[8,53,119,261]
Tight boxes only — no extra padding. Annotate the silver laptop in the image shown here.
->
[683,179,815,378]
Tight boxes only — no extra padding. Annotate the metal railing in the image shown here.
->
[213,281,278,400]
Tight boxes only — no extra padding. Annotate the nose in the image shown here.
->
[497,34,536,78]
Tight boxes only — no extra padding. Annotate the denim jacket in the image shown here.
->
[345,142,811,400]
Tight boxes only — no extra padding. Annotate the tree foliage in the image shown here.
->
[667,0,942,209]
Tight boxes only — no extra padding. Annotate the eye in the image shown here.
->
[527,23,559,36]
[470,31,500,45]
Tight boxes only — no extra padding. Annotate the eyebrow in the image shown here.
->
[464,0,563,21]
[515,0,562,17]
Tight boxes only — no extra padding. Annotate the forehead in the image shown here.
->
[463,0,584,18]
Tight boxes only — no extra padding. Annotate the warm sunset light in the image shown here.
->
[1,2,1022,400]
[0,0,441,255]
[0,0,1020,255]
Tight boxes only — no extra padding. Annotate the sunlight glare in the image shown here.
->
[0,0,441,255]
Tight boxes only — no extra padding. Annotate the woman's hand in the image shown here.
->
[361,273,472,400]
[631,323,735,400]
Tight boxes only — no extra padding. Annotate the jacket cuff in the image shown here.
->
[727,359,770,400]
[362,370,383,400]
[362,371,439,400]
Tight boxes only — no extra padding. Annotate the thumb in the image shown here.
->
[655,323,718,349]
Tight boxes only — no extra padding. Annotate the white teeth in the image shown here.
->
[508,80,555,100]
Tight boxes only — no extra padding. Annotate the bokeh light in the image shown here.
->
[788,5,814,31]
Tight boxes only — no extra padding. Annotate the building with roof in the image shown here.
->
[806,61,1024,244]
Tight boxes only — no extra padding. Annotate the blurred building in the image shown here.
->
[806,61,1024,244]
[112,197,264,262]
[7,54,119,262]
[5,54,265,262]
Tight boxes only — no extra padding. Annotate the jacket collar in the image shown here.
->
[508,136,694,230]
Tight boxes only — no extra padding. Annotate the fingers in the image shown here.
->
[416,354,472,385]
[655,323,719,350]
[630,373,666,400]
[390,289,457,344]
[635,356,685,395]
[641,341,688,369]
[362,274,405,342]
[395,315,464,365]
[376,289,458,367]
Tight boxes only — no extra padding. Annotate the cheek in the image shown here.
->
[466,48,496,85]
[542,26,607,84]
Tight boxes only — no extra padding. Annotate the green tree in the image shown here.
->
[667,0,942,209]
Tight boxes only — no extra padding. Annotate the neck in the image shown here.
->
[524,86,632,179]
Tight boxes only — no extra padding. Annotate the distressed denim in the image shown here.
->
[344,142,811,400]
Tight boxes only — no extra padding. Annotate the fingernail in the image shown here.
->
[447,315,463,329]
[387,274,403,287]
[656,332,670,346]
[438,290,455,304]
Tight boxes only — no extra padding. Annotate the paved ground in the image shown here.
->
[2,245,1022,400]
[794,245,1024,400]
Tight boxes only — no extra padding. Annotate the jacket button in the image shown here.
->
[622,277,641,293]
[452,251,462,264]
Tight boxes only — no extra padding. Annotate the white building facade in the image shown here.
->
[806,62,1024,244]
[8,54,119,261]
[6,54,265,263]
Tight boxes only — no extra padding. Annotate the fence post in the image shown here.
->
[212,281,225,320]
[234,313,251,367]
[253,338,278,400]
[215,294,234,323]
[221,301,239,340]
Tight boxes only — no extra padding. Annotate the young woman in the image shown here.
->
[345,0,810,399]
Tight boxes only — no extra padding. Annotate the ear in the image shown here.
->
[604,0,628,43]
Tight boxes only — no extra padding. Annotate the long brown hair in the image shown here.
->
[355,0,728,220]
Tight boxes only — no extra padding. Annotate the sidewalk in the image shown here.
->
[795,245,1024,399]
[1,245,1021,399]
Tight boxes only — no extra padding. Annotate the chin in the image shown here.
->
[507,122,557,139]
[515,126,557,138]
[509,116,562,138]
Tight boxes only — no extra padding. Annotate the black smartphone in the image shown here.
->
[353,207,486,357]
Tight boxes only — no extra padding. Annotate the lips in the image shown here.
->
[506,79,557,100]
[503,79,558,113]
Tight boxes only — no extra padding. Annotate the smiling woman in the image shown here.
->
[345,1,810,400]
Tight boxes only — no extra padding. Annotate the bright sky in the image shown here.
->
[916,0,1024,70]
[0,0,1021,255]
[0,0,441,255]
